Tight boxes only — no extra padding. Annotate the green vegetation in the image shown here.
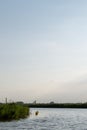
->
[26,102,87,108]
[0,103,29,121]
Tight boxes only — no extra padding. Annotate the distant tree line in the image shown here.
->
[25,103,87,108]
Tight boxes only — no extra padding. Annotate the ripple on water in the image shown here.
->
[0,108,87,130]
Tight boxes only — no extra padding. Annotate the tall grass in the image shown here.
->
[0,103,29,121]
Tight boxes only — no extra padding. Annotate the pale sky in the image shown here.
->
[0,0,87,103]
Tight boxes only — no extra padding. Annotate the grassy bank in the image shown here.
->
[0,103,29,121]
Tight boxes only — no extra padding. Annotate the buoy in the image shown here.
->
[35,111,39,116]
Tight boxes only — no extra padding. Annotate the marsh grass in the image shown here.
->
[0,103,29,121]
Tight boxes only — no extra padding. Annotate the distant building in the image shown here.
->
[33,100,36,104]
[50,101,54,104]
[16,101,24,105]
[5,98,7,104]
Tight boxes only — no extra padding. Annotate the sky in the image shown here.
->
[0,0,87,103]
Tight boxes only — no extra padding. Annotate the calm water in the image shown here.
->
[0,108,87,130]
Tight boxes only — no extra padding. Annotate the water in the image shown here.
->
[0,108,87,130]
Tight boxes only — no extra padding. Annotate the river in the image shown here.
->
[0,108,87,130]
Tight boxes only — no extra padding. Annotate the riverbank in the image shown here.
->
[0,103,29,121]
